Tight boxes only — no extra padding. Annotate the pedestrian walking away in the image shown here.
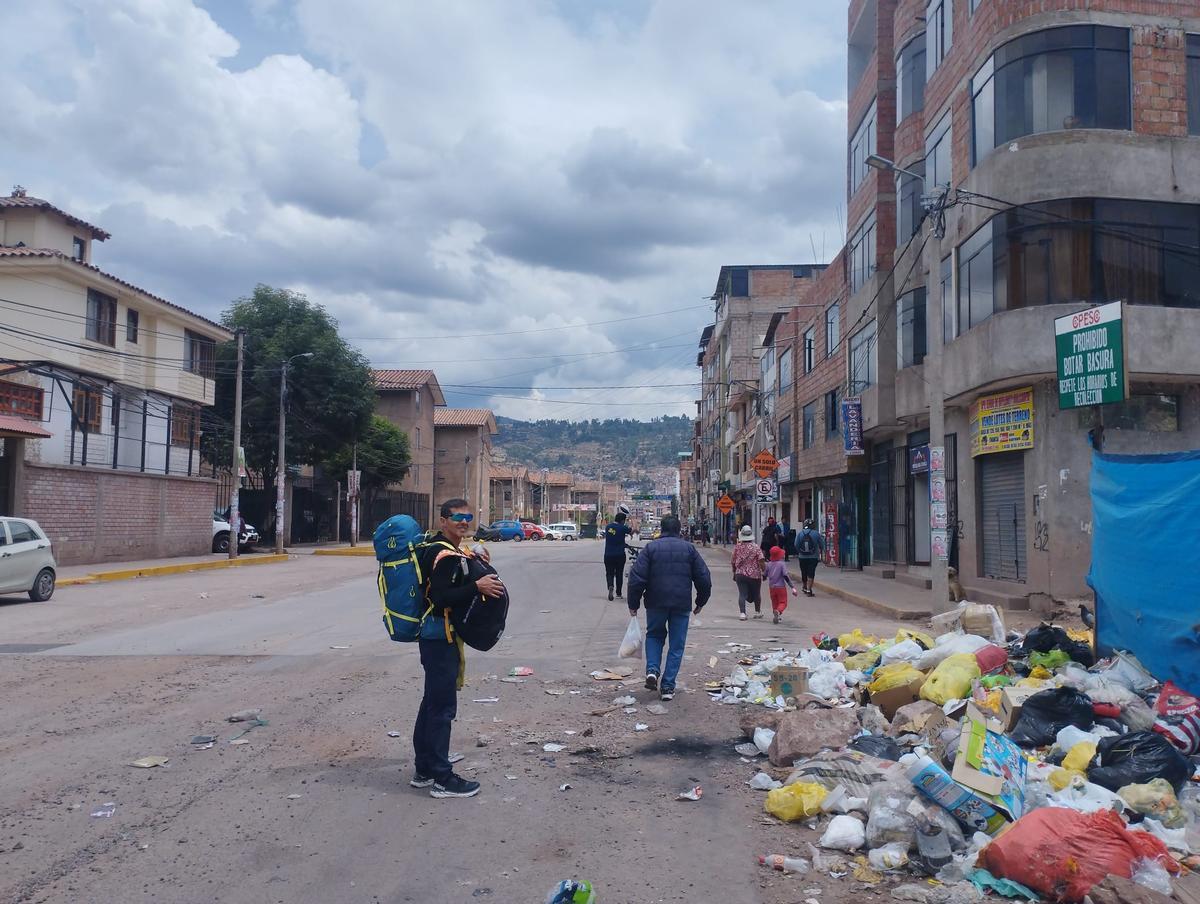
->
[759,516,781,560]
[602,510,636,600]
[626,515,711,701]
[411,498,505,799]
[783,523,796,562]
[731,524,766,620]
[764,546,798,624]
[794,518,826,597]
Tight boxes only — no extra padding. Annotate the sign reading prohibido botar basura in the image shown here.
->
[1054,301,1127,410]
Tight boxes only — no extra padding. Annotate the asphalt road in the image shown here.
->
[0,541,917,904]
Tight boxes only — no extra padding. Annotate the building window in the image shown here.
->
[970,0,984,11]
[926,113,952,188]
[729,268,749,297]
[802,327,815,374]
[415,425,421,450]
[897,34,927,121]
[897,288,928,369]
[778,416,793,459]
[778,347,793,390]
[825,303,840,357]
[1078,392,1180,432]
[85,289,117,346]
[955,223,995,338]
[1188,35,1200,136]
[0,379,44,420]
[849,101,877,193]
[171,406,200,447]
[848,213,876,295]
[971,26,1131,166]
[72,384,102,434]
[802,401,816,449]
[926,0,952,77]
[849,322,878,393]
[896,158,927,245]
[184,331,216,380]
[941,255,955,342]
[72,236,86,262]
[825,388,840,437]
[126,309,139,344]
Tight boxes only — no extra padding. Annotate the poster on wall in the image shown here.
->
[969,387,1035,457]
[930,475,947,504]
[931,529,949,561]
[928,445,948,561]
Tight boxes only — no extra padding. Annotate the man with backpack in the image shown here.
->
[794,518,826,597]
[409,499,504,799]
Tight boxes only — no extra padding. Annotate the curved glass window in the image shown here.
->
[971,26,1130,166]
[897,34,926,121]
[897,289,927,369]
[896,158,926,245]
[947,198,1200,340]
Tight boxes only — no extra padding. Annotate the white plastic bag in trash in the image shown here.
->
[819,814,865,851]
[880,639,924,666]
[753,727,776,755]
[868,842,910,870]
[917,633,990,671]
[618,616,643,659]
[746,771,783,791]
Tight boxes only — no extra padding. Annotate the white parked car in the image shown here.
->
[212,510,261,554]
[538,524,557,540]
[0,516,57,601]
[546,521,580,541]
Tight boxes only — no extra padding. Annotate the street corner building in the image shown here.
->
[0,188,232,565]
[690,0,1200,612]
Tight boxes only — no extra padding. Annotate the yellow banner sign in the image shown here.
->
[970,387,1034,457]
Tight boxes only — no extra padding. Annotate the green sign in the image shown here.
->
[1054,301,1127,410]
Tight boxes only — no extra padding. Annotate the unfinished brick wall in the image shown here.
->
[1133,25,1189,137]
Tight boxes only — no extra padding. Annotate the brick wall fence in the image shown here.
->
[18,462,214,565]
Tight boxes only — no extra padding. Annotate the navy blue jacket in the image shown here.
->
[627,534,712,613]
[603,521,633,558]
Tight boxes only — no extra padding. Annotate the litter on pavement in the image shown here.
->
[129,756,169,769]
[677,786,703,801]
[542,743,566,753]
[725,602,1200,902]
[90,803,117,818]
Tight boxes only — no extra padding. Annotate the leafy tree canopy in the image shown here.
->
[323,415,412,504]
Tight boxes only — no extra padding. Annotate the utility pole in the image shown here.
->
[228,328,244,560]
[275,352,314,555]
[463,440,470,504]
[350,442,358,547]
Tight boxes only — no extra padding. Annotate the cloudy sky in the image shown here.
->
[1,0,849,421]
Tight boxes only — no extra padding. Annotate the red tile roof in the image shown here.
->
[543,470,574,486]
[433,408,497,432]
[0,247,229,336]
[373,369,446,405]
[0,193,110,240]
[0,414,52,438]
[489,464,527,480]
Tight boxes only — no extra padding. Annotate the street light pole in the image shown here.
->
[228,328,244,560]
[274,352,314,555]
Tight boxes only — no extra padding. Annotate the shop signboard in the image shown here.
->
[823,500,839,567]
[776,455,791,483]
[909,444,930,474]
[1054,301,1126,410]
[842,398,864,455]
[969,387,1034,457]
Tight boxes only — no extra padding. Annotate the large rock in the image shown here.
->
[766,707,859,766]
[738,708,783,740]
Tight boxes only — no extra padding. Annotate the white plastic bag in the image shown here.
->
[753,727,776,755]
[619,616,643,659]
[880,639,924,666]
[819,814,866,851]
[1130,858,1174,896]
[868,842,910,870]
[917,633,990,671]
[746,771,783,791]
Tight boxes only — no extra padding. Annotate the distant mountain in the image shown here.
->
[493,415,692,481]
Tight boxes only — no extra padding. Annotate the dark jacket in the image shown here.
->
[760,523,782,556]
[603,521,633,558]
[416,532,478,642]
[627,534,712,613]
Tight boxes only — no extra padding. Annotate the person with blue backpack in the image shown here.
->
[793,518,826,597]
[375,498,504,799]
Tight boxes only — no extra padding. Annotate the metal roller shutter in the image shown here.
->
[979,452,1026,582]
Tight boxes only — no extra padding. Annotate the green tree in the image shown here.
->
[323,416,412,517]
[208,285,375,482]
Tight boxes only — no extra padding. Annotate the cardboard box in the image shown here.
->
[999,686,1044,731]
[867,672,928,721]
[770,665,809,700]
[948,713,1026,832]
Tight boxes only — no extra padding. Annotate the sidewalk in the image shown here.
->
[699,544,933,620]
[57,551,291,586]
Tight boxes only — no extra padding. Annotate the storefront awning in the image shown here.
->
[0,415,52,439]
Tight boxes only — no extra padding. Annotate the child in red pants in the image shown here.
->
[764,546,797,624]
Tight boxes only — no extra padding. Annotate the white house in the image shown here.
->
[0,187,232,564]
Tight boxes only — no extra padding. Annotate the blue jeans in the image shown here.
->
[645,608,690,691]
[413,639,460,781]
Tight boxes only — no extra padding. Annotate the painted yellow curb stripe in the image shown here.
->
[312,546,376,557]
[59,553,291,586]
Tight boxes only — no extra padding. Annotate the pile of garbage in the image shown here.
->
[724,602,1200,903]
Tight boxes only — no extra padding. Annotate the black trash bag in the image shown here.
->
[1087,730,1192,794]
[847,734,902,761]
[1008,687,1094,748]
[1015,623,1094,666]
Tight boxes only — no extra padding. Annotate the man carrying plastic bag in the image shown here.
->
[627,515,712,702]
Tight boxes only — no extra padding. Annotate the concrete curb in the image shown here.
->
[311,546,375,557]
[59,553,291,586]
[704,545,932,621]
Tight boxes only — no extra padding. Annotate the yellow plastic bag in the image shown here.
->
[919,653,981,706]
[1028,666,1053,681]
[1049,767,1083,791]
[1016,676,1047,688]
[1062,741,1097,774]
[895,628,935,649]
[845,650,882,672]
[764,782,828,822]
[1118,778,1186,828]
[838,628,878,651]
[868,662,924,694]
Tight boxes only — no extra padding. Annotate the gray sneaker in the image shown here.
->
[431,774,480,799]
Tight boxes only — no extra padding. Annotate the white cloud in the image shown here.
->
[0,0,849,420]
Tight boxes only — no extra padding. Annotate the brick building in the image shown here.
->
[489,464,530,520]
[373,369,445,526]
[432,408,497,525]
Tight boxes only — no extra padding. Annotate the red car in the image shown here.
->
[521,521,546,540]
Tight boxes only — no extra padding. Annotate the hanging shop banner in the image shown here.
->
[823,500,839,567]
[969,387,1034,457]
[1054,301,1127,410]
[776,455,791,483]
[841,398,864,455]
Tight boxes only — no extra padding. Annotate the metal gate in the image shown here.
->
[979,452,1026,582]
[869,445,892,563]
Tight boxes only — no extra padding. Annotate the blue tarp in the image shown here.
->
[1088,449,1200,695]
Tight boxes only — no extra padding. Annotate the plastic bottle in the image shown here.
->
[757,854,810,873]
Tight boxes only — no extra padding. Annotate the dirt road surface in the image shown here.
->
[1,542,940,904]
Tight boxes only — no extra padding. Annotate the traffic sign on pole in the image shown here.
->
[716,494,735,515]
[751,450,778,478]
[754,478,779,503]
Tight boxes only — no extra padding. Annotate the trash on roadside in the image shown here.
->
[559,783,571,792]
[509,666,534,677]
[819,814,866,851]
[229,738,249,746]
[90,802,117,818]
[589,667,633,681]
[734,742,762,758]
[746,772,783,791]
[758,853,810,873]
[329,644,351,650]
[227,709,262,723]
[544,688,567,696]
[543,880,595,904]
[129,756,169,769]
[753,726,775,755]
[677,786,702,801]
[765,781,827,821]
[646,703,668,715]
[286,793,303,799]
[472,697,500,704]
[1118,778,1187,828]
[543,743,566,753]
[612,695,635,706]
[634,723,648,732]
[190,735,217,747]
[386,730,402,738]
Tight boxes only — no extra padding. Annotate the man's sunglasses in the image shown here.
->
[448,513,474,523]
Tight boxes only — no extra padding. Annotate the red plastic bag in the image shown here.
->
[979,807,1178,903]
[1152,680,1200,755]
